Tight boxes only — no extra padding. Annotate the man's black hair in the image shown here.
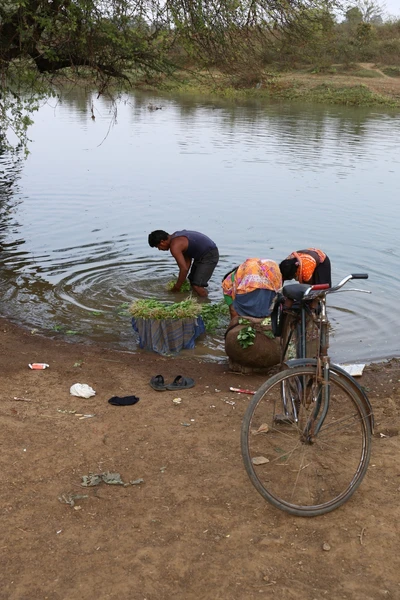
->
[148,230,169,247]
[279,258,298,281]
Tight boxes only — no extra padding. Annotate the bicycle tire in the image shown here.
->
[241,366,371,517]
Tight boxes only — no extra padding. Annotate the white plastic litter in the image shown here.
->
[339,364,366,377]
[70,383,96,398]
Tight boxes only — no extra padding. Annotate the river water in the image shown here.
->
[1,88,399,363]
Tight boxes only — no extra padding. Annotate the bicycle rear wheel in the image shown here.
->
[241,366,371,517]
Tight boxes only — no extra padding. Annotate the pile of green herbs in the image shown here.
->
[129,299,201,320]
[200,301,229,333]
[129,298,229,333]
[166,279,191,292]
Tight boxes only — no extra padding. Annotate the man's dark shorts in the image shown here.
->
[188,248,219,288]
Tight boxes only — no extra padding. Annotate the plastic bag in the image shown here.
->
[70,383,96,398]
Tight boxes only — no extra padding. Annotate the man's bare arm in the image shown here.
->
[170,238,190,291]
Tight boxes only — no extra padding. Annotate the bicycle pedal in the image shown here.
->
[274,414,295,425]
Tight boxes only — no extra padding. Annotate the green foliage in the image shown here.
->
[0,80,47,156]
[235,315,275,347]
[285,7,336,67]
[382,66,400,77]
[356,22,375,44]
[237,319,256,349]
[308,83,397,106]
[52,324,80,334]
[346,7,363,24]
[166,279,191,292]
[0,0,348,152]
[264,78,399,107]
[0,0,177,151]
[261,318,275,339]
[345,0,384,24]
[128,297,229,333]
[264,330,275,339]
[129,298,202,320]
[1,0,400,150]
[375,38,400,63]
[351,68,382,77]
[200,301,229,333]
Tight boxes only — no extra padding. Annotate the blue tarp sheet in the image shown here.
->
[132,316,206,355]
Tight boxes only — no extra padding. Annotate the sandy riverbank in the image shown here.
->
[1,316,399,599]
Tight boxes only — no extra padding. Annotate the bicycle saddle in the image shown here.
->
[282,284,310,302]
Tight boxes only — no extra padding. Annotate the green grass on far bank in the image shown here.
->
[147,68,400,109]
[269,82,399,107]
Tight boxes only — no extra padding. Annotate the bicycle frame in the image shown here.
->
[279,293,326,427]
[279,275,374,435]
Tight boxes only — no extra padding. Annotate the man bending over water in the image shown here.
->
[148,229,219,297]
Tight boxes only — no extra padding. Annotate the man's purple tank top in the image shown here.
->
[171,230,217,260]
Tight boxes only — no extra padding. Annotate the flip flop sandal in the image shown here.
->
[108,395,140,406]
[166,375,195,391]
[150,375,167,391]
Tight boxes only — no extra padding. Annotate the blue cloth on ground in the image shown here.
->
[131,316,206,355]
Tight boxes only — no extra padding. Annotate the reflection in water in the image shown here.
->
[0,89,399,362]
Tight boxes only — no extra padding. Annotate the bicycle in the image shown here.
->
[271,280,324,365]
[241,274,374,517]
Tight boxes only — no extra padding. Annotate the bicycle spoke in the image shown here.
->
[290,448,310,502]
[318,413,368,436]
[241,366,371,516]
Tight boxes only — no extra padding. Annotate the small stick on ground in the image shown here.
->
[358,527,366,545]
[13,397,35,402]
[97,358,124,363]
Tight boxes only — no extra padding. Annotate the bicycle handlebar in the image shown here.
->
[310,283,330,290]
[333,274,369,291]
[304,273,370,299]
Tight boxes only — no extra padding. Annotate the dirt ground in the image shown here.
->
[1,316,399,600]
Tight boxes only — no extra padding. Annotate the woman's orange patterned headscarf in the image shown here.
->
[222,258,282,300]
[289,249,326,283]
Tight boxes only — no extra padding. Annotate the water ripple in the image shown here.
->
[0,90,399,362]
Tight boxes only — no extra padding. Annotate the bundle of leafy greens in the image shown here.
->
[166,280,191,292]
[129,299,201,320]
[129,298,229,333]
[200,301,229,332]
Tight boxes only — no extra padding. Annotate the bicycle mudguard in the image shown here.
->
[270,293,285,337]
[284,358,374,433]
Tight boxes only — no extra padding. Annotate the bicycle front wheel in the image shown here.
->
[241,366,371,517]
